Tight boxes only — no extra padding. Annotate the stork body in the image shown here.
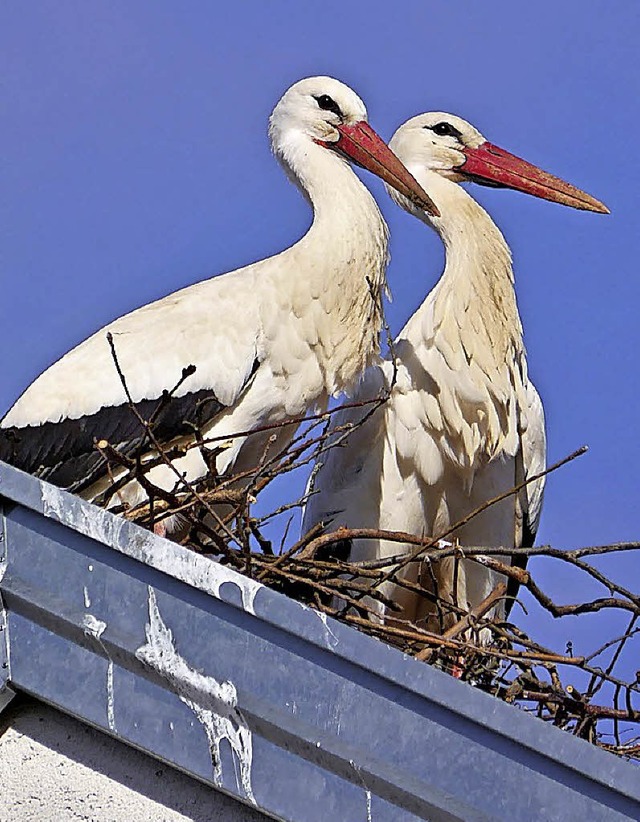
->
[303,114,607,629]
[0,78,436,517]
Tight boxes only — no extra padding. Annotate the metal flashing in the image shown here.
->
[0,460,638,822]
[0,496,14,715]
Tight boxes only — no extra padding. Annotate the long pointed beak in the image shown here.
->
[457,142,609,214]
[328,121,439,217]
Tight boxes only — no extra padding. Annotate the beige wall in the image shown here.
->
[0,699,266,822]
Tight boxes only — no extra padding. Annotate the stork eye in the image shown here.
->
[314,94,343,119]
[428,122,462,139]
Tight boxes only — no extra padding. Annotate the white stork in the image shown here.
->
[0,77,437,523]
[302,112,608,632]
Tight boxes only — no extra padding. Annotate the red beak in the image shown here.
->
[324,121,439,217]
[457,141,609,214]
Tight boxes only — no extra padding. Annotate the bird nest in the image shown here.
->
[92,382,640,764]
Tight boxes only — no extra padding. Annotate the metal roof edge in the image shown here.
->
[1,460,638,821]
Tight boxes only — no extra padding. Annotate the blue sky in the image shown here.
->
[2,3,638,673]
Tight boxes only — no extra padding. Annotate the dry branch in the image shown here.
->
[89,348,640,762]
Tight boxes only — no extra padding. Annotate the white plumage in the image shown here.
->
[0,77,436,518]
[303,112,607,630]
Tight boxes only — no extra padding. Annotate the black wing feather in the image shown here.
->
[0,389,226,491]
[504,503,537,620]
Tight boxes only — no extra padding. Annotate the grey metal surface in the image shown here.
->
[0,460,638,822]
[0,498,15,716]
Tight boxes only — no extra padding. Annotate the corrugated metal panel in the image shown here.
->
[0,495,15,716]
[0,460,638,822]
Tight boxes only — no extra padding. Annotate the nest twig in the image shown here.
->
[85,345,640,762]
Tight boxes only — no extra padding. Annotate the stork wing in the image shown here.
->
[301,364,388,539]
[507,380,546,616]
[0,383,259,492]
[521,381,546,542]
[0,268,261,489]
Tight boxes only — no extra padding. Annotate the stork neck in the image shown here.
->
[270,138,390,394]
[290,139,387,232]
[405,169,523,362]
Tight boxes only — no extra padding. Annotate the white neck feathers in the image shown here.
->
[270,136,390,395]
[404,170,524,371]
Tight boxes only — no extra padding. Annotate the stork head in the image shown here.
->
[389,112,608,214]
[269,77,438,216]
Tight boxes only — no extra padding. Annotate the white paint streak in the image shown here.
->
[136,588,255,804]
[83,587,91,609]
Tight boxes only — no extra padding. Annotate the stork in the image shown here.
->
[0,77,437,527]
[302,112,607,634]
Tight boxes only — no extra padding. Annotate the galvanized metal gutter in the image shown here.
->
[0,460,638,822]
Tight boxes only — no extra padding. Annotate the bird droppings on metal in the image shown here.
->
[39,482,65,519]
[81,615,116,732]
[0,513,6,578]
[106,659,116,732]
[83,587,91,609]
[350,757,374,822]
[0,528,9,694]
[132,537,265,616]
[42,480,267,619]
[136,587,256,804]
[41,483,129,548]
[82,614,106,641]
[317,611,339,649]
[203,564,263,617]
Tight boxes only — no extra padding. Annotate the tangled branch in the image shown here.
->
[87,346,640,762]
